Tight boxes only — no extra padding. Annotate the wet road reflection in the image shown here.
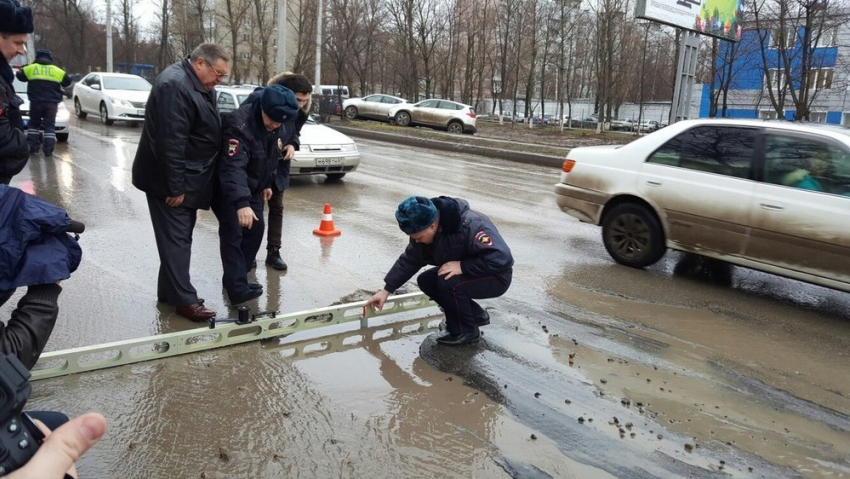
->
[4,113,848,478]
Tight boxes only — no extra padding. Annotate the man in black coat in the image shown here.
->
[131,43,230,322]
[261,73,313,271]
[0,0,32,184]
[366,196,514,346]
[213,85,299,305]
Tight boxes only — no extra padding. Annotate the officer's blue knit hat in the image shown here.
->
[396,196,438,235]
[261,85,299,123]
[0,0,34,34]
[35,49,52,60]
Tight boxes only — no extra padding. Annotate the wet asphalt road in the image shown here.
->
[3,111,849,478]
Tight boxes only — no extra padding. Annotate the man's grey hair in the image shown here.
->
[190,43,231,65]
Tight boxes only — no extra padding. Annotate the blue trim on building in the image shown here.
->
[702,28,842,121]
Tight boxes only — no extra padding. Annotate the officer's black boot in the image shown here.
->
[436,327,481,346]
[265,251,288,271]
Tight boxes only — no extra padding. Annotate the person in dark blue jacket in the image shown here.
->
[0,184,82,368]
[0,0,32,184]
[366,196,514,346]
[16,49,71,157]
[212,85,299,305]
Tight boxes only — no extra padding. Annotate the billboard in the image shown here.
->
[635,0,744,42]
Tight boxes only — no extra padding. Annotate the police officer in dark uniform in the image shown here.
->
[0,0,32,184]
[213,85,299,305]
[366,196,514,346]
[16,49,70,157]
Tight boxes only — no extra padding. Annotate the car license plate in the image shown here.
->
[137,110,145,115]
[317,158,343,166]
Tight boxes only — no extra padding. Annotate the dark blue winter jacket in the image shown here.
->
[383,196,514,293]
[0,185,82,292]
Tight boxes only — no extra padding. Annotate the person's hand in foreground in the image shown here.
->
[366,289,390,311]
[9,413,107,479]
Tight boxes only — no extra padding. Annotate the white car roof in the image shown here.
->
[87,72,145,79]
[673,118,850,142]
[216,87,258,96]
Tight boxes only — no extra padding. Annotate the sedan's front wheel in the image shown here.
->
[100,103,114,126]
[74,98,87,119]
[394,111,411,127]
[344,106,358,120]
[602,203,666,268]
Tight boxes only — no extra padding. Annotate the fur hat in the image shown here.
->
[260,85,299,123]
[395,196,438,235]
[0,0,34,34]
[35,49,52,60]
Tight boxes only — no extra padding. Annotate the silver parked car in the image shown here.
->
[387,99,477,134]
[343,94,407,122]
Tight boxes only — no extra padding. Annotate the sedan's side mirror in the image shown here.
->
[91,84,101,90]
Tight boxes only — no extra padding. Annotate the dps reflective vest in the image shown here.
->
[17,60,69,103]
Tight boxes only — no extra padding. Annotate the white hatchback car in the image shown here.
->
[343,94,407,122]
[12,77,70,142]
[554,119,850,293]
[213,91,360,180]
[73,73,151,125]
[387,99,477,134]
[291,116,360,180]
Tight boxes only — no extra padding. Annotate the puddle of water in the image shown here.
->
[546,283,850,479]
[29,318,606,478]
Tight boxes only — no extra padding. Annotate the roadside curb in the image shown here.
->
[328,124,565,169]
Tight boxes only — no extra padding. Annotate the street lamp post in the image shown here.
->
[106,0,113,72]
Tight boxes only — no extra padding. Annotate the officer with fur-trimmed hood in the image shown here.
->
[366,196,514,346]
[0,0,33,183]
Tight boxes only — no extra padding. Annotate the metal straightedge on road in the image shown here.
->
[31,292,435,381]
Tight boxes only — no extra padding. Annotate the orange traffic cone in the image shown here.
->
[313,203,342,236]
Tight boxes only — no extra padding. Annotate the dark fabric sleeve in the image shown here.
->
[460,219,514,277]
[152,82,193,197]
[15,70,27,82]
[0,110,29,183]
[383,244,427,293]
[60,72,71,88]
[218,121,252,209]
[0,284,61,369]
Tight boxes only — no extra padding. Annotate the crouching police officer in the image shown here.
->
[366,196,514,346]
[212,85,299,305]
[16,49,70,157]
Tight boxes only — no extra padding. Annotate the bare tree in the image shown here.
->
[752,0,839,120]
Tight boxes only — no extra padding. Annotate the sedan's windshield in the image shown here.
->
[103,77,151,91]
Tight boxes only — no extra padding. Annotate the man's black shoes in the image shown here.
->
[436,329,480,346]
[265,253,288,271]
[230,287,262,305]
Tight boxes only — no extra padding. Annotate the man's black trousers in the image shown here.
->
[146,195,199,307]
[27,101,58,155]
[417,267,512,336]
[212,193,265,302]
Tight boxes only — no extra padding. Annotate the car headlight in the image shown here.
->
[111,98,133,107]
[340,144,357,152]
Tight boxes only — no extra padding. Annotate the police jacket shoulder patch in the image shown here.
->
[227,139,240,157]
